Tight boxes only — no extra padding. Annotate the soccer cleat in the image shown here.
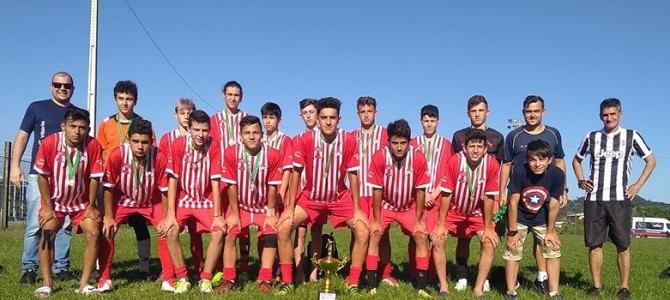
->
[534,279,548,294]
[454,278,468,291]
[214,280,234,293]
[19,269,37,284]
[211,271,223,287]
[587,286,604,297]
[198,279,213,293]
[438,290,449,298]
[173,278,191,294]
[504,293,518,300]
[345,284,360,295]
[368,288,378,295]
[54,270,75,281]
[550,293,565,300]
[617,288,631,300]
[258,281,273,294]
[381,276,399,287]
[483,279,491,292]
[97,279,114,293]
[418,289,433,299]
[161,281,175,292]
[33,286,52,298]
[75,285,98,295]
[274,283,294,296]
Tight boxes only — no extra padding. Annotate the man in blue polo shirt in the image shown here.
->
[11,71,79,284]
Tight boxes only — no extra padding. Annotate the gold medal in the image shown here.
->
[66,178,75,187]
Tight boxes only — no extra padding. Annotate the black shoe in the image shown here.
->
[0,265,5,273]
[504,293,518,300]
[19,269,37,284]
[550,294,565,300]
[617,288,631,300]
[534,280,548,294]
[91,269,100,280]
[587,286,604,297]
[139,271,157,281]
[54,270,75,281]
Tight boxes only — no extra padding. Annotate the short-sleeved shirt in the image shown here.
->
[350,125,388,198]
[166,136,222,209]
[440,152,500,216]
[20,99,79,174]
[210,109,248,150]
[96,114,144,163]
[508,164,565,226]
[103,144,168,208]
[34,132,104,212]
[503,125,565,167]
[411,135,453,192]
[367,146,431,212]
[262,131,294,170]
[293,129,359,202]
[158,129,182,155]
[221,144,283,213]
[575,127,653,201]
[451,127,505,162]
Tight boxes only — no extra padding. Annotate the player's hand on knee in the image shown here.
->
[102,216,117,240]
[38,208,57,227]
[481,229,499,249]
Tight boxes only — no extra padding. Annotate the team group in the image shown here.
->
[15,71,655,299]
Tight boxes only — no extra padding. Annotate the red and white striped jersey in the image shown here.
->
[350,125,388,198]
[221,144,283,213]
[411,135,453,192]
[367,146,431,211]
[34,132,104,213]
[440,152,499,216]
[103,144,169,208]
[158,129,182,154]
[166,135,222,209]
[210,109,248,150]
[293,129,359,202]
[262,131,294,170]
[293,128,317,192]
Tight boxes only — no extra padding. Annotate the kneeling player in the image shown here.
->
[365,119,432,298]
[218,116,283,294]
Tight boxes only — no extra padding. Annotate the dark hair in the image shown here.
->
[464,128,487,146]
[357,96,377,109]
[260,102,282,119]
[467,95,488,110]
[523,95,544,109]
[63,108,90,125]
[299,98,318,110]
[188,110,210,128]
[387,119,411,140]
[222,80,243,95]
[113,80,138,100]
[128,119,153,137]
[600,98,622,113]
[526,140,552,159]
[316,97,342,115]
[239,115,262,130]
[420,104,439,119]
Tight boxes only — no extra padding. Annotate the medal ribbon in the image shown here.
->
[66,146,81,182]
[320,134,336,178]
[244,147,263,189]
[360,125,376,155]
[116,114,134,144]
[132,154,146,191]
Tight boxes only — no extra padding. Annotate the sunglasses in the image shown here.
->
[52,82,73,89]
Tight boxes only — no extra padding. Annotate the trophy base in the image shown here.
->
[319,292,337,300]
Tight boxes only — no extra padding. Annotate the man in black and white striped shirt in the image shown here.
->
[573,98,656,300]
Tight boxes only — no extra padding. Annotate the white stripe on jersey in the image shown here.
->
[178,136,213,208]
[310,130,345,202]
[381,147,414,211]
[108,144,157,208]
[355,125,384,198]
[212,110,248,149]
[452,152,489,216]
[415,135,447,192]
[235,145,270,213]
[48,133,95,212]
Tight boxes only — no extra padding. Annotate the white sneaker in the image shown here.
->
[483,280,490,292]
[173,278,191,294]
[75,285,98,295]
[161,281,175,292]
[97,280,114,293]
[454,278,468,291]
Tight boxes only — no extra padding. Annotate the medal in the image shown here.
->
[229,138,236,145]
[250,184,256,192]
[65,145,81,188]
[244,147,262,193]
[66,178,75,187]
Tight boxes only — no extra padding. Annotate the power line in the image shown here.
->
[121,0,217,111]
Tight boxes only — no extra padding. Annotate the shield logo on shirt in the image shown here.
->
[238,159,245,171]
[521,186,549,214]
[384,165,393,177]
[121,165,131,174]
[457,173,466,183]
[55,153,65,164]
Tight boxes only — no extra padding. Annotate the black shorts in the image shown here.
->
[583,200,632,249]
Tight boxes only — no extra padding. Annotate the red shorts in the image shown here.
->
[114,204,163,226]
[359,196,373,217]
[43,208,90,234]
[427,208,492,238]
[176,207,215,233]
[373,206,420,236]
[297,191,353,228]
[226,208,277,238]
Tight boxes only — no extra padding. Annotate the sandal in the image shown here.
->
[34,286,52,298]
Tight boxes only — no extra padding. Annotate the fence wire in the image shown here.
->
[0,155,31,222]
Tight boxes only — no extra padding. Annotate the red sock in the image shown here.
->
[258,268,273,283]
[200,271,213,281]
[365,255,379,271]
[280,263,293,284]
[416,256,429,271]
[347,266,362,286]
[157,239,174,282]
[381,262,393,279]
[98,238,114,284]
[223,267,236,282]
[175,266,188,279]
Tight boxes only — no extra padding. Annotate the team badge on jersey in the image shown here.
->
[521,186,549,214]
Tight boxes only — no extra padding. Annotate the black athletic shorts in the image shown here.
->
[583,200,632,249]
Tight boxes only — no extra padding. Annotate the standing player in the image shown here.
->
[157,98,203,288]
[160,110,224,294]
[573,98,656,300]
[260,102,294,202]
[431,129,500,298]
[218,116,283,294]
[364,119,432,298]
[498,95,567,294]
[276,97,369,294]
[450,95,504,291]
[98,120,173,292]
[96,80,153,279]
[32,108,104,297]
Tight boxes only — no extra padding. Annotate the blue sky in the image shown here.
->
[2,1,668,202]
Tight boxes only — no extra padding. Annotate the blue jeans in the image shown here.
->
[21,175,72,273]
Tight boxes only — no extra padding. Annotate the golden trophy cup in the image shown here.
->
[311,239,349,300]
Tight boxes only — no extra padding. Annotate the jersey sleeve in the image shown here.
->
[575,133,591,160]
[508,166,523,194]
[414,151,431,189]
[103,147,122,188]
[366,150,385,189]
[33,135,53,175]
[632,130,653,159]
[19,102,36,134]
[158,133,170,154]
[156,150,169,192]
[503,132,514,163]
[494,132,505,162]
[440,155,458,193]
[552,128,566,159]
[209,115,220,142]
[280,137,294,170]
[166,139,182,178]
[345,133,360,172]
[443,139,453,158]
[209,139,222,180]
[485,157,500,195]
[267,149,283,186]
[549,167,566,200]
[220,146,237,185]
[88,140,104,178]
[451,131,461,154]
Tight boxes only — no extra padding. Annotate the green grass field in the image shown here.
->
[1,223,669,299]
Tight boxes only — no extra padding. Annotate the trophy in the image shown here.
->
[311,239,349,300]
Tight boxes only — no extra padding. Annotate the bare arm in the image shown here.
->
[10,130,30,186]
[482,195,495,231]
[167,177,178,218]
[627,154,657,199]
[498,162,512,204]
[348,171,361,210]
[37,175,52,211]
[286,167,302,212]
[415,188,426,222]
[225,184,238,217]
[507,193,519,231]
[88,178,100,209]
[437,193,452,226]
[372,189,382,224]
[278,169,291,200]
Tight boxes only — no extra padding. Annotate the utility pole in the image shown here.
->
[87,0,99,136]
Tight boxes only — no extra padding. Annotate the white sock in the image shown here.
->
[538,271,548,282]
[549,291,560,296]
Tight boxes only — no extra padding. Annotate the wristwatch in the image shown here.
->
[507,230,518,237]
